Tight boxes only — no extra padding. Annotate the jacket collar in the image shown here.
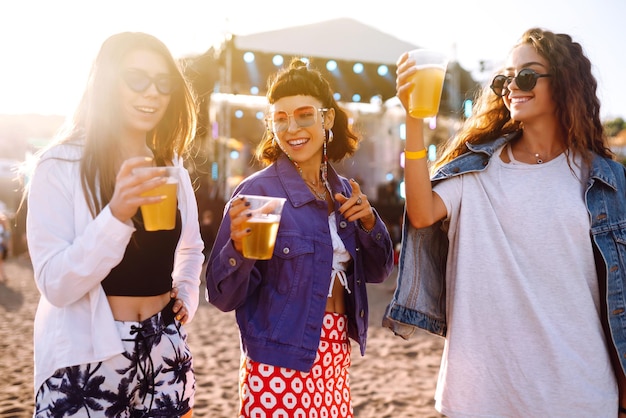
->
[433,132,520,180]
[589,153,623,191]
[465,131,521,156]
[275,154,342,208]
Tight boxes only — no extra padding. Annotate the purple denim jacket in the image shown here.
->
[206,154,394,372]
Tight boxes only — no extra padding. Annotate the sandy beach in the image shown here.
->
[0,257,445,418]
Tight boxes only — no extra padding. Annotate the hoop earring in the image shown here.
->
[327,129,334,143]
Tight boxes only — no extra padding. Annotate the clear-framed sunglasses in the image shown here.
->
[267,105,328,133]
[490,68,551,97]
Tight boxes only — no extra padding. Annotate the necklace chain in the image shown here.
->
[517,143,563,164]
[304,179,327,200]
[287,136,330,201]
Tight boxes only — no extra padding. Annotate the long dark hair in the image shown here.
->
[434,27,612,170]
[255,58,359,166]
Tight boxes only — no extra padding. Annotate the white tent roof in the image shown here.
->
[233,18,419,65]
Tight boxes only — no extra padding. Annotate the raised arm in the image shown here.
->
[396,52,448,228]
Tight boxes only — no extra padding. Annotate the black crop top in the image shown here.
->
[101,208,182,296]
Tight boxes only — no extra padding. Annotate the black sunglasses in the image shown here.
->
[121,69,177,95]
[490,68,551,97]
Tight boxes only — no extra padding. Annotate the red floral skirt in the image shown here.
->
[239,312,353,418]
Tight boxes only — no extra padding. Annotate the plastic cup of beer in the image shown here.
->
[240,195,286,260]
[135,167,178,231]
[406,49,448,119]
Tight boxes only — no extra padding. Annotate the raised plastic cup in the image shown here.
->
[135,167,178,231]
[240,195,286,260]
[406,49,448,119]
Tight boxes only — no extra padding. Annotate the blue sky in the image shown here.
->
[1,0,624,119]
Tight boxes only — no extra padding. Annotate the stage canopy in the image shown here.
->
[185,18,479,142]
[233,18,419,65]
[188,18,477,110]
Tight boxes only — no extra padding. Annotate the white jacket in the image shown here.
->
[26,141,204,394]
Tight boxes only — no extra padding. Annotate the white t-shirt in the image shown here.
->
[432,146,617,417]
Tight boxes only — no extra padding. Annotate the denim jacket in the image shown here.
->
[206,154,394,372]
[383,133,626,373]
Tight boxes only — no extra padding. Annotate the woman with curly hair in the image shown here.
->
[385,28,626,417]
[206,58,394,417]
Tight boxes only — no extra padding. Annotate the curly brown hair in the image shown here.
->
[255,58,360,166]
[433,27,612,171]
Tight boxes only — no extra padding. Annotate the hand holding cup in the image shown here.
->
[109,157,169,224]
[133,166,179,231]
[396,49,448,119]
[229,195,286,260]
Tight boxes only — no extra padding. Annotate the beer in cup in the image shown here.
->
[135,167,179,231]
[406,49,448,119]
[240,195,286,260]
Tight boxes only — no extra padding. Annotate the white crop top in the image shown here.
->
[328,213,352,297]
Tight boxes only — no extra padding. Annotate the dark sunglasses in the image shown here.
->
[121,69,177,95]
[267,105,328,133]
[490,68,551,97]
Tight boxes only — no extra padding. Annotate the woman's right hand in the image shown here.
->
[396,52,417,112]
[109,157,167,223]
[228,195,251,254]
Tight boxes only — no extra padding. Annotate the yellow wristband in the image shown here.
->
[404,149,427,160]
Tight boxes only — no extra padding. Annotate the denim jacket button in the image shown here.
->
[229,258,237,267]
[339,221,347,228]
[375,232,382,240]
[282,247,290,255]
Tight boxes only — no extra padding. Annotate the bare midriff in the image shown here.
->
[325,275,346,314]
[107,292,171,322]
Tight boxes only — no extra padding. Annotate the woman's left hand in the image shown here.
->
[335,178,376,231]
[170,287,188,324]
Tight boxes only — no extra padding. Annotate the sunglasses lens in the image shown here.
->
[293,106,317,128]
[155,77,174,95]
[516,69,537,91]
[122,71,151,93]
[270,111,288,132]
[490,75,507,96]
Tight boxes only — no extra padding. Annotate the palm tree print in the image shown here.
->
[35,320,194,418]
